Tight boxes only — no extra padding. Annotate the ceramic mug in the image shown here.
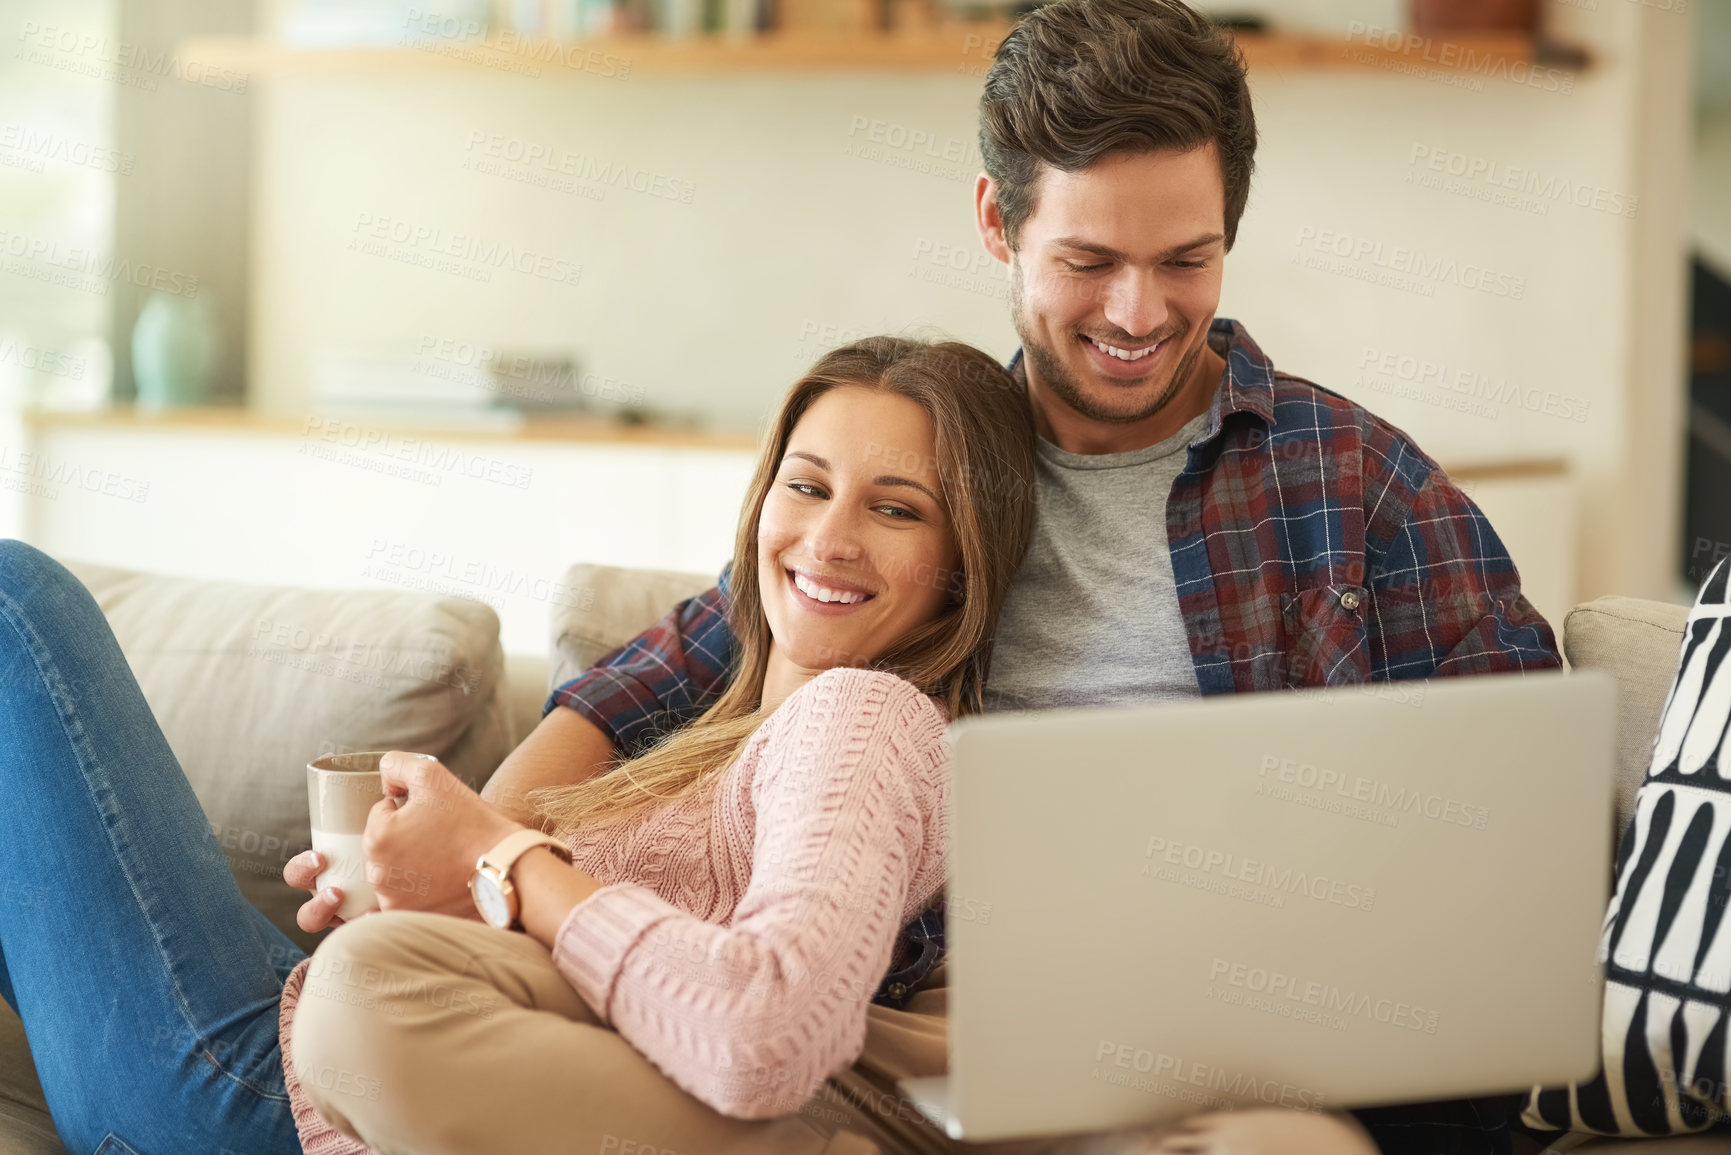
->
[306,751,390,922]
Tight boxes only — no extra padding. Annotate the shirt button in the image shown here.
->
[887,982,908,1000]
[1340,590,1361,611]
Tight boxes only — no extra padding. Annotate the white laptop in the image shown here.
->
[900,670,1618,1142]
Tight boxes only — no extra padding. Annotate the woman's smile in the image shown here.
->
[785,566,877,613]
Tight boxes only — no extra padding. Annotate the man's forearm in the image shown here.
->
[481,706,617,831]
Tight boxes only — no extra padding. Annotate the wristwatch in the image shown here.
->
[469,829,574,931]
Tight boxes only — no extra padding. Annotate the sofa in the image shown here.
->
[0,553,1717,1153]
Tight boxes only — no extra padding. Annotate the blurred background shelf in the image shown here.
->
[0,400,1576,653]
[17,404,760,451]
[8,405,1572,483]
[177,28,1562,78]
[9,0,1694,627]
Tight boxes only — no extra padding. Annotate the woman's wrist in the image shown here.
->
[512,843,605,946]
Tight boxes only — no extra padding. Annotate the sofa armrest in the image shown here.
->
[64,556,513,954]
[1560,595,1692,840]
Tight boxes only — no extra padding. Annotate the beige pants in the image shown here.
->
[292,912,1155,1155]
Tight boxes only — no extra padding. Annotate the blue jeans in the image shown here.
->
[0,540,306,1154]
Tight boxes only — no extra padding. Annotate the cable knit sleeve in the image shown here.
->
[278,956,376,1155]
[549,666,950,1119]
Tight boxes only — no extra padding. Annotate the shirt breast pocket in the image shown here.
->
[1281,584,1371,689]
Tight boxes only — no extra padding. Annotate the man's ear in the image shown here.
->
[974,174,1013,265]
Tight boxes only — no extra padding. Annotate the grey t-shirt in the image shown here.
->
[983,408,1211,712]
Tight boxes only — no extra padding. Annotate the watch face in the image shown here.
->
[471,873,511,929]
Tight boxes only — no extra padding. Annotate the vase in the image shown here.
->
[131,292,218,411]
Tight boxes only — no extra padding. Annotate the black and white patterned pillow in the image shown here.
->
[1521,556,1731,1137]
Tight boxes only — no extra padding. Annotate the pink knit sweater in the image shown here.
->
[277,667,951,1153]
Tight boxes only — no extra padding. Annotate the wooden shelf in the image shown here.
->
[20,406,1570,484]
[1445,456,1568,483]
[179,26,1016,78]
[20,405,761,452]
[178,27,1560,80]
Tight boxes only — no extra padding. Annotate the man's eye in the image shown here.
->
[1172,259,1207,270]
[1064,261,1108,273]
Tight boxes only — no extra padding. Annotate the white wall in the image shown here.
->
[19,422,753,655]
[251,72,1011,432]
[1700,111,1731,279]
[249,0,1696,604]
[1696,0,1731,282]
[10,420,1578,653]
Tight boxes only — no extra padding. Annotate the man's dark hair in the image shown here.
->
[979,0,1257,250]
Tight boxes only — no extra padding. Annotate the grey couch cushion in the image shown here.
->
[546,563,718,699]
[0,1004,55,1155]
[1560,596,1693,841]
[64,558,514,956]
[506,650,551,744]
[0,557,522,1154]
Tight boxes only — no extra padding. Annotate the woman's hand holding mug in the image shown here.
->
[284,749,527,933]
[284,848,376,934]
[364,749,525,919]
[289,750,392,933]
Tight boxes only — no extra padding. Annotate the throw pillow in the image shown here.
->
[1521,555,1731,1137]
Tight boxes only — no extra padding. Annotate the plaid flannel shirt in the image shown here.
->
[544,317,1562,1023]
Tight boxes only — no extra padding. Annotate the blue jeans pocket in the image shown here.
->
[93,1136,144,1155]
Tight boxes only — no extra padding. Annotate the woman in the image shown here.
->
[0,336,1035,1155]
[283,327,1387,1155]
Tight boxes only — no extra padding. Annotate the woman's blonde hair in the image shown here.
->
[530,336,1037,833]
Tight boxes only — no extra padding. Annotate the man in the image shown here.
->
[483,0,1558,1150]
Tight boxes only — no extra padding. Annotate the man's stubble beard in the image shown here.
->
[1009,256,1205,428]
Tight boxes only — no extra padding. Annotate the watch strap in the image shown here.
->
[474,830,573,930]
[477,828,573,878]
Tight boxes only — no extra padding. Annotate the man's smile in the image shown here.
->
[1078,332,1170,380]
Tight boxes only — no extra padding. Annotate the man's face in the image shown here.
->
[979,146,1228,430]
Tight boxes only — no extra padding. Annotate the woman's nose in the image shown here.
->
[806,503,865,563]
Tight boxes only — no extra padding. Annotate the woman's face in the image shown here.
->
[758,385,962,674]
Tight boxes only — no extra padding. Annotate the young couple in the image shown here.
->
[0,0,1560,1152]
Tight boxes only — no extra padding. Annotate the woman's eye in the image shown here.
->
[786,482,826,498]
[876,505,919,521]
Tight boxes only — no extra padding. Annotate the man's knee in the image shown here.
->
[0,538,106,649]
[0,539,77,601]
[0,539,105,701]
[0,538,53,574]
